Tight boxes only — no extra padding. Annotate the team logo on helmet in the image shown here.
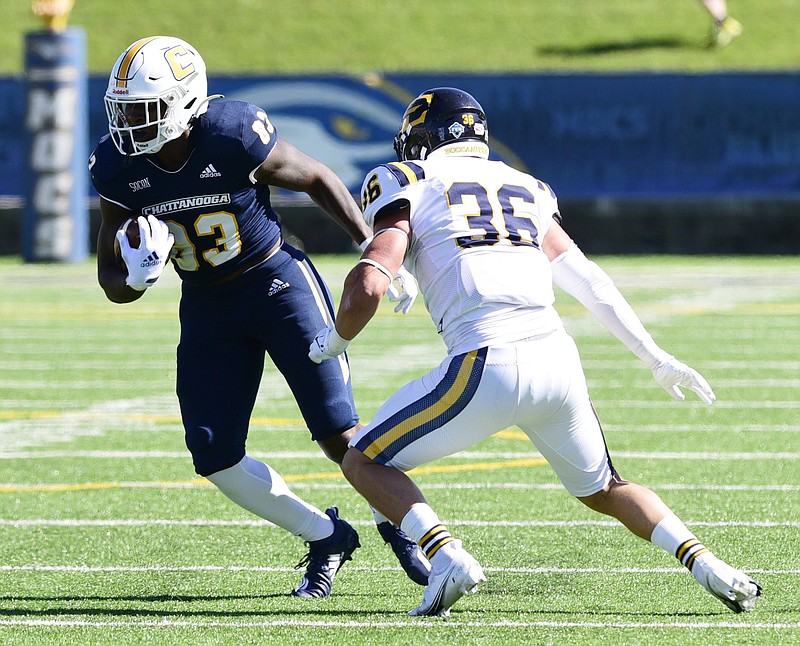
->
[448,122,465,138]
[402,93,433,131]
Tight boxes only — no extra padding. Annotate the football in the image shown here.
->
[113,217,140,263]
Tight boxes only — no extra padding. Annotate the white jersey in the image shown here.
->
[361,154,564,355]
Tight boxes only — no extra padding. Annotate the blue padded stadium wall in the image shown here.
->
[1,73,798,255]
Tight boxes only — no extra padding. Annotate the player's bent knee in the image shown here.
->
[317,433,352,465]
[184,425,245,477]
[341,447,372,484]
[576,486,612,512]
[575,475,629,513]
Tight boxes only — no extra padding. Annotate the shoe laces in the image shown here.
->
[294,544,336,571]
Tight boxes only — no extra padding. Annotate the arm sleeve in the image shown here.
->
[550,243,670,368]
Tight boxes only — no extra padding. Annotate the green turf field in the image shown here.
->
[0,255,797,644]
[4,0,800,74]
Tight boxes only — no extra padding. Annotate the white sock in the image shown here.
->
[207,455,332,541]
[400,503,456,567]
[650,513,711,575]
[371,507,390,525]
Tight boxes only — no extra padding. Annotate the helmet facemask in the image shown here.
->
[105,88,194,155]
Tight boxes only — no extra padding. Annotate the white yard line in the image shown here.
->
[1,449,798,459]
[0,519,797,528]
[2,481,798,491]
[0,618,796,630]
[0,564,795,576]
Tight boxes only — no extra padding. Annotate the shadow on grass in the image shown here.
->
[0,594,763,621]
[538,37,702,57]
[0,592,393,619]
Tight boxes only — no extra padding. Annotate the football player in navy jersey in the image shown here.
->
[89,36,428,598]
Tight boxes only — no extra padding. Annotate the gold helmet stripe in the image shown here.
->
[115,36,160,88]
[406,92,434,128]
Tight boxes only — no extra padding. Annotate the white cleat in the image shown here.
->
[408,543,486,617]
[694,555,762,613]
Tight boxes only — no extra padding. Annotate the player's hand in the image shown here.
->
[651,356,716,405]
[117,215,174,291]
[309,326,350,363]
[387,266,418,314]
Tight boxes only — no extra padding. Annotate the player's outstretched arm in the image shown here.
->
[309,208,410,364]
[544,220,716,405]
[253,138,372,246]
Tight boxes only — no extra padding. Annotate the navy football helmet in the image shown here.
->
[393,87,489,162]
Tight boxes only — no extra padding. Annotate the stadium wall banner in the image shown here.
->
[21,28,88,261]
[1,72,799,204]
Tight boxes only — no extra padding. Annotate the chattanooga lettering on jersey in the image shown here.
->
[142,193,232,216]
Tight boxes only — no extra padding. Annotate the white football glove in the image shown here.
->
[387,265,419,314]
[650,356,716,405]
[117,215,174,291]
[309,326,350,364]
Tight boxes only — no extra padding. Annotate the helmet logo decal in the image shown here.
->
[404,91,433,129]
[448,122,465,138]
[164,46,194,82]
[114,36,159,88]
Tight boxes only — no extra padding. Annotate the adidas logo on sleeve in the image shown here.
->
[268,278,290,296]
[199,164,222,178]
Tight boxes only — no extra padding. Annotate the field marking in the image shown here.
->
[1,519,797,528]
[0,410,300,426]
[0,618,796,630]
[2,481,798,493]
[0,564,795,575]
[0,449,797,494]
[1,408,797,433]
[0,458,549,493]
[1,449,798,460]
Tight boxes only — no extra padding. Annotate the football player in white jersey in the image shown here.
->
[309,87,762,617]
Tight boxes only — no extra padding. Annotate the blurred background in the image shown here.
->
[3,0,799,260]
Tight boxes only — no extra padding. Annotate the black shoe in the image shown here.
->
[291,507,360,598]
[377,521,431,586]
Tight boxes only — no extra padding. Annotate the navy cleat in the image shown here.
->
[377,521,431,586]
[291,507,360,599]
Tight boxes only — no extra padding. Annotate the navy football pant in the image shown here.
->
[176,244,359,476]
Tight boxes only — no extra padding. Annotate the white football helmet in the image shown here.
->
[104,36,214,155]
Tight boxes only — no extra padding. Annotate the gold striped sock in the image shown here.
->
[418,524,454,561]
[676,538,709,572]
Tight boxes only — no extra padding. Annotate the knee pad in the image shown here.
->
[185,425,244,477]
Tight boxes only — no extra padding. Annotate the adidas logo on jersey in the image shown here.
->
[199,164,222,179]
[268,278,290,296]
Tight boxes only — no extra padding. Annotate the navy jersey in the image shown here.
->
[90,100,282,286]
